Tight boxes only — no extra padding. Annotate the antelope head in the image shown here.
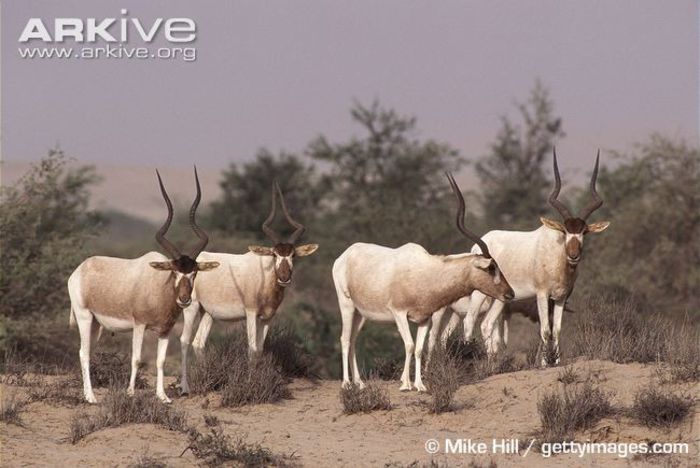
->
[541,149,610,266]
[249,181,318,287]
[149,168,220,307]
[446,172,515,302]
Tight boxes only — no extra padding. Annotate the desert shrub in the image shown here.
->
[557,366,579,385]
[664,324,699,383]
[3,319,79,374]
[188,331,291,407]
[264,324,314,378]
[471,351,523,381]
[0,391,27,426]
[221,354,291,407]
[631,386,694,428]
[0,151,102,365]
[203,414,220,427]
[184,427,292,467]
[370,356,402,381]
[27,377,83,406]
[340,381,391,414]
[188,333,247,394]
[424,344,464,413]
[537,382,613,444]
[85,352,148,389]
[70,389,188,443]
[566,297,671,364]
[129,452,167,468]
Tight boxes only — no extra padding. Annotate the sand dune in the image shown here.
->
[2,360,697,467]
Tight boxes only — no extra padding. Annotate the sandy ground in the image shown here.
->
[2,359,698,467]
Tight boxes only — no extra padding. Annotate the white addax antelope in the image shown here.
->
[67,169,219,403]
[430,150,609,365]
[333,173,515,391]
[178,181,317,394]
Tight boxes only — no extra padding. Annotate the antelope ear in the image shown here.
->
[540,217,566,232]
[197,261,220,271]
[149,261,174,271]
[294,244,319,257]
[474,257,493,270]
[586,221,610,234]
[248,245,275,256]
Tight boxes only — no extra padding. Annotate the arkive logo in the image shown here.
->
[18,9,196,43]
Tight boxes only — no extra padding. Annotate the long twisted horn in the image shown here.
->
[154,169,182,259]
[262,182,283,244]
[548,147,574,220]
[578,150,604,220]
[445,172,491,259]
[189,166,210,258]
[275,181,305,244]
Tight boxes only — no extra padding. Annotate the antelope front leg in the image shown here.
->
[427,308,446,363]
[464,292,487,342]
[76,312,97,403]
[480,300,505,355]
[413,321,429,392]
[128,324,146,396]
[552,300,565,365]
[393,311,415,391]
[536,293,552,367]
[179,303,199,395]
[191,312,213,360]
[156,336,171,403]
[245,310,260,359]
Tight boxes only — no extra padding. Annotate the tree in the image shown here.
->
[208,149,321,242]
[475,81,564,229]
[574,135,699,314]
[0,149,102,320]
[308,101,465,249]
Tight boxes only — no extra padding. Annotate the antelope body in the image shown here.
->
[179,182,317,395]
[333,174,514,391]
[68,169,218,403]
[432,151,609,365]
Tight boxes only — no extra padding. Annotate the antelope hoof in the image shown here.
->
[341,380,353,390]
[158,393,172,404]
[179,384,190,396]
[127,387,135,397]
[399,382,413,392]
[353,380,366,390]
[85,393,98,404]
[414,382,427,393]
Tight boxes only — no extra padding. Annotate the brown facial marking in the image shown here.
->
[563,218,587,234]
[565,236,582,260]
[176,274,194,305]
[273,243,295,284]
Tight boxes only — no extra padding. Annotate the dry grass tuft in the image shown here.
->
[339,381,391,414]
[184,427,293,467]
[221,354,291,407]
[631,385,694,428]
[537,381,613,444]
[27,377,83,406]
[189,332,292,407]
[424,344,465,413]
[69,389,188,444]
[557,365,579,385]
[129,451,167,468]
[0,391,27,426]
[264,325,314,378]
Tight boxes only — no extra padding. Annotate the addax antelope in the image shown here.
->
[178,181,317,394]
[431,149,609,365]
[332,173,514,391]
[67,169,219,403]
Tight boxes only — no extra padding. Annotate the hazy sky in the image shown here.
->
[2,0,698,177]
